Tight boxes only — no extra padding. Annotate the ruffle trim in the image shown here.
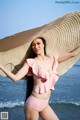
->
[33,81,54,94]
[33,74,59,93]
[26,58,49,81]
[26,57,59,93]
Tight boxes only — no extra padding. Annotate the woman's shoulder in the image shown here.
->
[26,58,34,60]
[26,58,35,62]
[25,58,35,67]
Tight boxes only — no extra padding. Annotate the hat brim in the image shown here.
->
[0,11,80,77]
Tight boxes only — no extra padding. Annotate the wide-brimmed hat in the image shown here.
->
[0,11,80,77]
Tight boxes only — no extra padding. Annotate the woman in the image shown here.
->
[0,37,80,120]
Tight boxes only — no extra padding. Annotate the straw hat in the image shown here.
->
[0,11,80,77]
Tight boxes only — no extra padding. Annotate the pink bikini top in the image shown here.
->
[26,56,59,94]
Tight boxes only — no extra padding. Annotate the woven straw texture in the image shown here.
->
[0,11,80,77]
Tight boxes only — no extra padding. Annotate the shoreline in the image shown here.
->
[0,103,80,120]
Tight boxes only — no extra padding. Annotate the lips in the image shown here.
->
[34,49,40,52]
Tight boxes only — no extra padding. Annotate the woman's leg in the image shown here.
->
[25,105,39,120]
[39,105,59,120]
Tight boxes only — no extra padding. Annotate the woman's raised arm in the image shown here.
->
[58,46,80,63]
[0,62,29,82]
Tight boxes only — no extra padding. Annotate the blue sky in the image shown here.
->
[0,0,80,39]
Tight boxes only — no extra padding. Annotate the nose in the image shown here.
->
[35,44,38,49]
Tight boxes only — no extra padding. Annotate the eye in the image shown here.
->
[37,42,40,45]
[32,43,35,47]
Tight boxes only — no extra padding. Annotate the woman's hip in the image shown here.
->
[26,94,49,112]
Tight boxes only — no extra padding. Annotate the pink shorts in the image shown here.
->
[26,95,49,112]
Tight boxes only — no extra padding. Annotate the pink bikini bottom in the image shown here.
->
[26,95,49,112]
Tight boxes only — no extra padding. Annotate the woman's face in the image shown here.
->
[31,38,44,55]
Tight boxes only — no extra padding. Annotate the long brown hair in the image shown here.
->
[25,37,47,100]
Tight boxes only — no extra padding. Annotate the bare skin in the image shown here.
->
[0,38,80,120]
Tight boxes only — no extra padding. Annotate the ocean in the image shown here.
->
[0,60,80,120]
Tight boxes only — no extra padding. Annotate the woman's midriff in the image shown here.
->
[32,79,51,100]
[32,90,51,100]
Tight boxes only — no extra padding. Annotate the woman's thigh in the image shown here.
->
[39,105,59,120]
[25,105,39,120]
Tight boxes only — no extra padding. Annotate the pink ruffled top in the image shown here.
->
[26,56,59,94]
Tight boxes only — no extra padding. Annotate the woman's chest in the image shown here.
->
[36,60,53,71]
